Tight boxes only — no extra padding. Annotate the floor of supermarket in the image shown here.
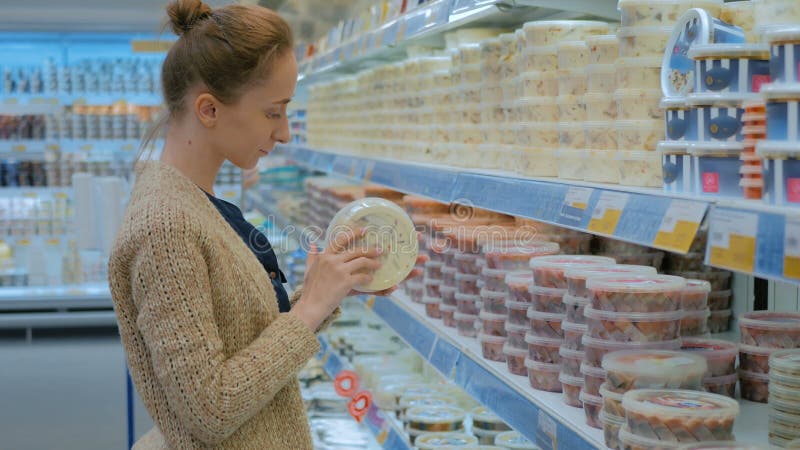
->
[0,330,153,450]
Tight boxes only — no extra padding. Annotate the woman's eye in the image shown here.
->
[266,111,282,119]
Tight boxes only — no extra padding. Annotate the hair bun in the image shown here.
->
[167,0,213,36]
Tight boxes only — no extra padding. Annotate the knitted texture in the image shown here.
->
[109,161,321,449]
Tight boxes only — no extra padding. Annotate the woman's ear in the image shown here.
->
[194,93,219,128]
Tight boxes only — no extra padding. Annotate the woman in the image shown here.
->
[108,1,423,448]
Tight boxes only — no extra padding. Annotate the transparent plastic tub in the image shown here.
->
[524,358,562,392]
[471,406,511,433]
[675,270,732,291]
[455,311,479,338]
[581,362,606,396]
[584,150,621,183]
[616,120,664,151]
[504,344,529,376]
[616,57,663,90]
[480,310,507,337]
[617,26,673,58]
[519,46,558,73]
[425,261,445,280]
[616,150,663,187]
[514,122,560,148]
[662,98,698,142]
[564,294,590,324]
[423,296,443,319]
[560,372,584,407]
[480,288,508,315]
[769,410,800,446]
[770,348,800,379]
[516,147,559,178]
[556,149,588,180]
[587,35,619,64]
[617,0,723,27]
[600,382,626,418]
[557,96,587,122]
[681,309,711,336]
[557,69,588,96]
[514,97,559,122]
[739,311,800,348]
[766,27,800,84]
[703,373,738,398]
[479,333,507,362]
[680,337,738,377]
[602,349,707,393]
[584,93,617,120]
[456,292,480,316]
[529,285,567,314]
[441,304,457,328]
[601,412,625,450]
[526,308,565,339]
[559,346,585,377]
[688,44,771,94]
[621,389,739,442]
[680,279,711,311]
[739,343,777,374]
[688,93,756,142]
[565,265,656,298]
[587,274,686,313]
[455,252,481,275]
[506,322,528,349]
[506,300,531,327]
[522,20,610,47]
[481,266,508,292]
[584,121,618,150]
[586,65,617,94]
[580,390,603,428]
[708,309,732,333]
[407,281,425,303]
[618,426,682,450]
[415,432,479,449]
[519,71,559,97]
[456,273,481,295]
[485,243,559,270]
[562,320,587,351]
[442,267,457,289]
[494,431,538,449]
[615,89,663,120]
[585,307,683,342]
[705,289,731,311]
[739,368,770,403]
[530,255,616,288]
[558,40,590,69]
[406,405,466,433]
[506,271,534,303]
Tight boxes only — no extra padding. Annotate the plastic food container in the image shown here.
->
[525,358,562,392]
[326,197,418,292]
[456,273,481,295]
[623,150,668,184]
[681,309,711,336]
[762,83,800,141]
[688,44,771,94]
[522,20,609,47]
[676,270,732,291]
[584,93,616,120]
[407,281,424,303]
[455,312,479,338]
[480,310,507,337]
[527,308,565,339]
[559,372,584,407]
[558,40,589,69]
[519,71,558,97]
[406,405,466,433]
[681,279,711,311]
[479,333,507,362]
[486,243,559,271]
[661,98,698,142]
[456,292,480,316]
[615,89,662,120]
[770,409,800,447]
[504,344,529,376]
[530,255,616,289]
[423,296,443,319]
[617,0,723,27]
[480,288,508,315]
[557,96,587,122]
[602,350,708,393]
[688,141,744,197]
[600,382,626,417]
[426,279,443,297]
[708,290,732,311]
[442,266,457,286]
[587,35,619,64]
[680,338,738,377]
[441,304,457,328]
[770,348,800,378]
[703,373,738,398]
[708,309,732,333]
[739,343,777,374]
[506,322,528,349]
[558,69,588,96]
[480,267,508,293]
[738,369,769,403]
[562,320,587,351]
[560,346,585,377]
[505,271,533,303]
[587,274,686,313]
[519,46,558,73]
[455,252,481,275]
[582,363,606,396]
[688,93,756,142]
[767,27,800,84]
[585,306,683,342]
[583,150,621,184]
[425,261,445,281]
[515,122,560,148]
[586,66,616,95]
[616,120,664,151]
[618,426,682,450]
[506,300,531,327]
[563,294,590,325]
[600,412,625,449]
[471,406,511,432]
[621,389,739,442]
[514,97,559,122]
[616,57,662,90]
[556,149,587,180]
[415,432,479,449]
[580,390,603,428]
[493,431,538,449]
[739,311,800,348]
[529,285,567,314]
[583,121,618,150]
[442,285,457,306]
[758,141,800,206]
[617,26,672,58]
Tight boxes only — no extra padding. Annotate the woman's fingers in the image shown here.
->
[327,226,365,254]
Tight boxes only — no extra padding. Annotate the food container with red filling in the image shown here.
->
[525,333,562,363]
[425,261,445,280]
[559,372,584,407]
[456,293,480,316]
[530,255,616,288]
[681,309,711,337]
[564,294,590,324]
[562,320,587,351]
[527,308,565,339]
[739,369,769,402]
[709,309,733,333]
[456,273,481,295]
[481,266,509,292]
[581,363,606,396]
[506,299,531,327]
[525,359,562,392]
[587,274,686,313]
[504,344,529,376]
[565,265,656,298]
[739,311,800,348]
[407,281,424,303]
[600,382,626,418]
[480,288,508,315]
[455,312,479,338]
[423,296,442,319]
[703,373,738,398]
[442,266,457,288]
[529,285,567,314]
[681,279,711,311]
[426,279,443,297]
[506,271,534,303]
[583,335,682,367]
[739,343,777,374]
[673,270,732,291]
[441,286,457,307]
[480,310,507,337]
[601,412,625,450]
[585,307,683,342]
[602,350,708,393]
[581,390,603,428]
[618,426,682,450]
[559,346,585,377]
[441,304,457,328]
[484,242,560,270]
[455,252,481,275]
[708,289,732,310]
[506,322,528,349]
[621,389,739,442]
[680,338,738,377]
[479,333,507,362]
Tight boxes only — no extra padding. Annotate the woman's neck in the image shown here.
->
[160,122,225,196]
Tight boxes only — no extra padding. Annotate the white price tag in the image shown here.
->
[786,219,800,258]
[563,187,593,210]
[709,210,757,249]
[591,192,629,220]
[537,410,556,439]
[658,200,707,233]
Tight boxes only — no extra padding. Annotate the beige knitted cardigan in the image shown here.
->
[109,161,334,449]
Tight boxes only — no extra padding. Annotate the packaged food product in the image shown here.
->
[680,279,711,311]
[688,93,757,142]
[426,279,443,298]
[456,273,481,295]
[441,286,457,307]
[514,97,559,122]
[680,338,738,377]
[455,252,481,275]
[762,83,800,142]
[703,373,738,398]
[556,149,587,180]
[557,96,587,122]
[562,320,587,351]
[479,267,506,292]
[560,372,584,407]
[583,121,618,150]
[618,426,682,450]
[616,120,664,151]
[529,284,567,314]
[673,270,731,291]
[584,93,616,120]
[770,409,800,447]
[739,311,800,348]
[565,265,656,299]
[471,406,511,432]
[514,122,560,148]
[480,333,507,362]
[425,261,445,281]
[580,390,603,428]
[661,98,697,142]
[524,333,563,364]
[621,389,739,442]
[602,350,708,393]
[399,394,458,419]
[455,312,479,338]
[558,69,588,96]
[493,431,538,449]
[524,358,562,392]
[739,344,777,374]
[770,348,800,379]
[441,304,457,328]
[708,309,732,333]
[423,296,443,319]
[415,432,479,449]
[480,310,507,337]
[600,382,626,417]
[601,412,625,450]
[766,27,800,84]
[738,369,769,403]
[688,44,771,94]
[519,71,558,97]
[442,266,457,287]
[614,89,662,121]
[504,344,529,376]
[506,300,531,328]
[583,150,622,184]
[456,292,480,315]
[587,35,619,64]
[564,294,590,324]
[480,288,507,315]
[586,65,616,95]
[617,26,673,58]
[585,307,683,342]
[326,197,418,292]
[406,405,466,432]
[520,46,558,73]
[616,150,663,187]
[681,309,710,337]
[581,362,607,396]
[407,281,425,303]
[506,322,528,349]
[522,20,610,47]
[614,57,662,91]
[560,346,585,377]
[617,0,723,27]
[527,308,565,339]
[530,255,616,289]
[503,271,532,304]
[558,40,590,69]
[587,274,685,313]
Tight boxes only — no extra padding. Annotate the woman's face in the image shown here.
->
[214,51,298,170]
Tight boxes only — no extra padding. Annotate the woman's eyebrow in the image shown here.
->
[273,98,292,104]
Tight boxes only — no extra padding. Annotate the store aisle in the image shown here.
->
[0,331,153,450]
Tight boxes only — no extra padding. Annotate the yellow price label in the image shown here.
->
[121,143,135,151]
[587,192,629,235]
[364,295,376,309]
[17,239,31,246]
[375,429,388,445]
[80,144,93,151]
[652,200,708,253]
[47,238,60,246]
[46,144,59,151]
[22,192,37,198]
[222,190,236,199]
[12,144,26,153]
[708,209,758,273]
[54,192,68,199]
[784,219,800,280]
[4,97,19,105]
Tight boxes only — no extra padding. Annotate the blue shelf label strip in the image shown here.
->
[369,297,437,358]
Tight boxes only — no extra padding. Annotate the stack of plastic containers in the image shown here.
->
[681,337,739,398]
[754,0,800,40]
[405,405,467,445]
[555,38,590,181]
[493,431,539,450]
[414,432,478,449]
[583,34,621,182]
[678,279,711,337]
[470,406,512,445]
[738,312,800,403]
[594,237,665,271]
[769,349,800,447]
[739,100,767,199]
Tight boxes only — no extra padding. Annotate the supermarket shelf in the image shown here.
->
[316,335,413,450]
[0,283,111,311]
[0,310,116,329]
[0,139,160,156]
[362,292,774,450]
[245,188,324,245]
[0,93,163,111]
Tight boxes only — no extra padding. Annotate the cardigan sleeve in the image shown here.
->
[131,223,320,445]
[289,286,341,332]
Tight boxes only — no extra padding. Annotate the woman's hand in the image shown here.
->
[350,231,428,297]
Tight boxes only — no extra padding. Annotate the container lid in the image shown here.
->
[739,165,762,176]
[613,88,662,101]
[739,311,800,331]
[682,309,711,319]
[709,289,732,299]
[580,362,606,377]
[558,371,584,387]
[530,255,616,270]
[480,288,508,300]
[687,141,745,157]
[579,389,602,406]
[770,349,800,375]
[617,26,673,37]
[658,140,690,155]
[558,346,585,360]
[526,308,566,322]
[756,140,800,159]
[455,252,479,261]
[478,332,507,344]
[486,242,560,259]
[601,349,707,378]
[585,274,686,294]
[710,309,732,317]
[582,120,617,129]
[598,382,623,401]
[528,284,568,296]
[506,300,532,312]
[455,273,480,281]
[561,320,588,333]
[423,296,442,304]
[523,20,609,31]
[688,43,770,60]
[680,337,738,358]
[614,150,663,161]
[503,343,528,357]
[770,368,800,388]
[585,64,616,75]
[493,431,538,450]
[769,409,800,436]
[621,389,739,419]
[455,292,480,302]
[471,406,504,424]
[583,334,683,352]
[617,0,722,5]
[454,311,479,321]
[415,432,478,448]
[426,261,445,268]
[676,442,766,450]
[619,426,682,449]
[599,411,626,427]
[479,310,507,322]
[585,306,684,322]
[703,373,738,385]
[524,358,561,371]
[760,82,800,100]
[521,45,558,55]
[687,91,759,106]
[506,271,535,285]
[765,26,800,44]
[617,56,663,68]
[519,70,558,81]
[562,293,590,305]
[565,265,656,284]
[406,405,467,424]
[555,149,589,158]
[440,304,457,313]
[684,279,712,293]
[506,322,529,334]
[660,96,690,109]
[586,34,619,44]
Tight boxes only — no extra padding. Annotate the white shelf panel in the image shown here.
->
[0,310,116,329]
[0,282,111,311]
